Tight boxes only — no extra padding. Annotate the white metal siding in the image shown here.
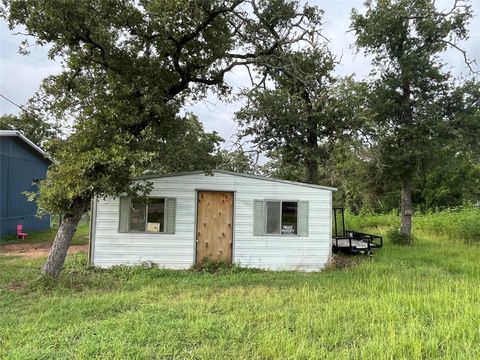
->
[92,172,333,271]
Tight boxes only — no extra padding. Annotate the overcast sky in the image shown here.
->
[1,0,479,148]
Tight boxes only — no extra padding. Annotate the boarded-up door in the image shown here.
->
[196,191,233,265]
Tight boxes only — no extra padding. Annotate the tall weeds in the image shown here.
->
[344,206,480,243]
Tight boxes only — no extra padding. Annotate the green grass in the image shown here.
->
[0,223,90,245]
[1,231,480,359]
[345,206,480,243]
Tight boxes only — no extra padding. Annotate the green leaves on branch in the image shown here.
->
[3,0,323,214]
[0,113,59,145]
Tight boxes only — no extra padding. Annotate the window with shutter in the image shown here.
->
[118,197,176,234]
[254,200,308,236]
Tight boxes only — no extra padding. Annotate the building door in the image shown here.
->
[196,191,233,265]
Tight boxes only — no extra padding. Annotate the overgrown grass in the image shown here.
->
[345,206,480,243]
[1,231,480,359]
[0,223,89,245]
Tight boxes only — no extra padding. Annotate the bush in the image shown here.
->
[386,229,414,245]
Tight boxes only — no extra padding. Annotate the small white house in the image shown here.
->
[89,170,336,271]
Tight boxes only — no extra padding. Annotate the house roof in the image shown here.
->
[0,130,54,163]
[135,169,337,191]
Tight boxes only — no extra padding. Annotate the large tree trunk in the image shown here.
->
[305,156,319,184]
[300,88,319,185]
[42,198,90,277]
[398,74,414,237]
[400,176,412,236]
[305,116,319,184]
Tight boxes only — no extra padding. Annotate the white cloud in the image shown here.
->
[0,23,62,114]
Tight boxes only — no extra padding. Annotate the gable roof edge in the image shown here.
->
[0,130,54,163]
[134,169,337,191]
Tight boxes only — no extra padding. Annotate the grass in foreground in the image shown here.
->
[1,232,480,359]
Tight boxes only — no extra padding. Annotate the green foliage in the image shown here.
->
[0,113,58,145]
[143,114,223,174]
[37,129,149,214]
[36,114,223,214]
[236,43,369,183]
[3,231,480,358]
[235,0,478,213]
[416,150,480,210]
[344,209,399,230]
[328,79,480,213]
[329,141,397,213]
[386,229,414,246]
[3,0,323,217]
[215,148,257,173]
[447,79,480,156]
[349,0,476,235]
[415,207,480,244]
[345,207,480,243]
[332,137,480,213]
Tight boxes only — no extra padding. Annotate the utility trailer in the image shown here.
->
[332,208,383,255]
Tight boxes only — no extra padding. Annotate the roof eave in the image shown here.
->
[133,169,337,192]
[0,130,54,164]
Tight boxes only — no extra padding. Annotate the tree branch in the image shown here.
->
[440,39,478,74]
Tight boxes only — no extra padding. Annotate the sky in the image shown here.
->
[1,0,479,149]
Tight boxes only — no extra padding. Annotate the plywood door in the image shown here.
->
[196,191,233,264]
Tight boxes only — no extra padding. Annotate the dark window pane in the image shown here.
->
[266,201,281,234]
[147,198,165,232]
[130,201,146,231]
[281,202,297,234]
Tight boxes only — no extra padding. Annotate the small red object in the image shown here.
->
[17,224,28,239]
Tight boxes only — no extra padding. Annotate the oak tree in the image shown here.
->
[3,0,322,277]
[351,0,475,236]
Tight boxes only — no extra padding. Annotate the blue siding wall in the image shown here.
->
[0,136,51,237]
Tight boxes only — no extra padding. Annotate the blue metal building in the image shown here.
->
[0,130,53,238]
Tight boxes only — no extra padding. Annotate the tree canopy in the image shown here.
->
[350,0,475,235]
[0,112,58,144]
[3,0,325,276]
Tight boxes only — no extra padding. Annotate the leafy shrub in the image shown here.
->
[344,209,399,230]
[386,229,414,245]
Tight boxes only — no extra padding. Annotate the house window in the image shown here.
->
[129,198,166,232]
[265,201,298,235]
[130,200,147,231]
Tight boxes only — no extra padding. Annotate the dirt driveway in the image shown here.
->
[0,242,88,258]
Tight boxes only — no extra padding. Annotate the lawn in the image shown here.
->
[0,223,90,245]
[1,231,480,358]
